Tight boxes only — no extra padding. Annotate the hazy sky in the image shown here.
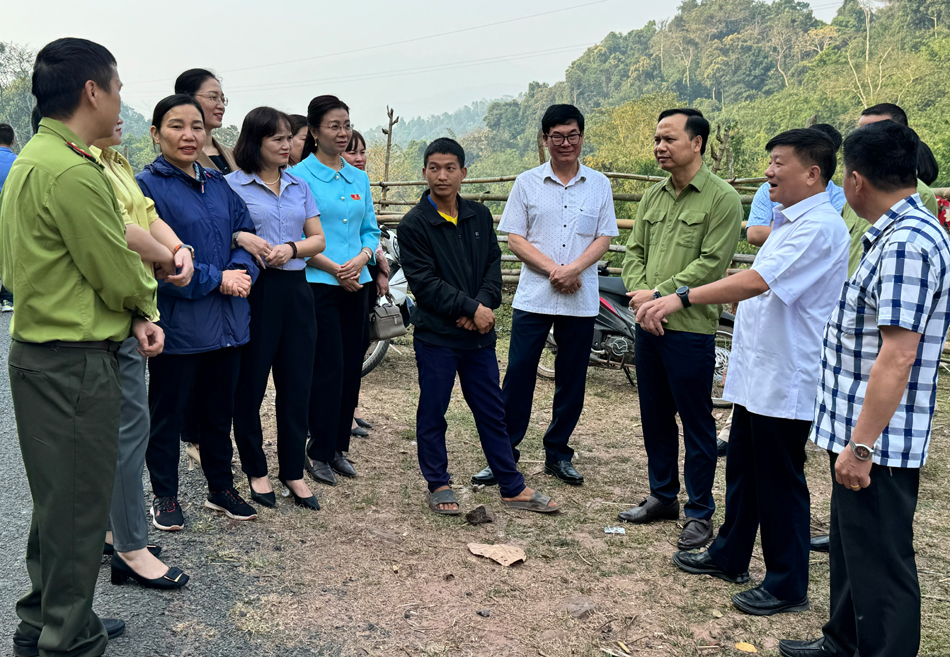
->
[3,0,842,131]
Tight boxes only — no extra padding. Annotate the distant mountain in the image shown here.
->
[366,99,500,146]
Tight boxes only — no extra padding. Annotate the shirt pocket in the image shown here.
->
[576,212,598,237]
[675,210,706,250]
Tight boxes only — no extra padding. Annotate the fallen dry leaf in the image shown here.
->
[468,543,526,567]
[712,609,723,618]
[735,642,757,653]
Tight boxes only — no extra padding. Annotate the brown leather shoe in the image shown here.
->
[618,496,679,524]
[677,517,713,549]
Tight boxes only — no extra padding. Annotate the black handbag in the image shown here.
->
[369,294,406,341]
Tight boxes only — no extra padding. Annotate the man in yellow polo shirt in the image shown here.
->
[0,38,162,657]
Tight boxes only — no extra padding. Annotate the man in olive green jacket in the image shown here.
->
[619,108,742,550]
[0,38,162,657]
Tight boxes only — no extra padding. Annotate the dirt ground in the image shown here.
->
[191,299,950,657]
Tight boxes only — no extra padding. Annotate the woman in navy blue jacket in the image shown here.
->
[137,94,260,531]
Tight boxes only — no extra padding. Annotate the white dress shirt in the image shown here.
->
[499,161,619,317]
[723,191,850,421]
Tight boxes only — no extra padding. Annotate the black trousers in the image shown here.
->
[234,269,317,482]
[147,348,240,497]
[706,404,811,600]
[634,326,718,519]
[822,451,921,657]
[308,283,367,463]
[501,309,595,462]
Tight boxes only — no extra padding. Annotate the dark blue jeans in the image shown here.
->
[0,284,12,304]
[706,404,811,600]
[634,326,717,519]
[502,310,595,463]
[414,338,525,498]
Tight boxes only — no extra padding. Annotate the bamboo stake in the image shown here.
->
[379,106,399,207]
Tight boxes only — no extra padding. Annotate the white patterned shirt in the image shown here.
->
[812,194,950,468]
[499,162,619,317]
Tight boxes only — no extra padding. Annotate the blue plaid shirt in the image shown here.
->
[812,194,950,468]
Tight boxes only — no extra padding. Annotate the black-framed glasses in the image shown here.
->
[547,132,582,146]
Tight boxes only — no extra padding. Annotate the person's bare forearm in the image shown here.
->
[688,268,769,305]
[508,234,557,276]
[746,226,771,247]
[307,253,340,274]
[851,328,920,447]
[126,224,172,264]
[148,218,184,253]
[568,235,611,275]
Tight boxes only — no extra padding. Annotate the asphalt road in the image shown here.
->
[0,314,325,657]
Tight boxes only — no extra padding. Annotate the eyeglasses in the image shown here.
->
[196,93,228,107]
[321,122,353,133]
[547,132,582,146]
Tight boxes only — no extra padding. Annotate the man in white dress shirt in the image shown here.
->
[471,104,618,486]
[636,129,850,616]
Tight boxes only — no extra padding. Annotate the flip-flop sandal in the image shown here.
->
[426,489,462,516]
[502,490,559,514]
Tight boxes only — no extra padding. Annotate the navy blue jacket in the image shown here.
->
[137,156,259,355]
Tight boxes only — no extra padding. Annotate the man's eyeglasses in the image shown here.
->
[196,93,228,107]
[547,132,582,146]
[322,123,353,133]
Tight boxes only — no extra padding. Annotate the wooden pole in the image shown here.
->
[379,106,399,207]
[537,129,546,165]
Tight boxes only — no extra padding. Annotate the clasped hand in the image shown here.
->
[457,304,495,334]
[549,265,581,294]
[238,233,273,269]
[131,317,164,357]
[154,248,194,287]
[220,270,252,298]
[634,294,682,336]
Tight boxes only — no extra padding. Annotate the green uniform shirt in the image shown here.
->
[0,119,157,343]
[622,164,743,335]
[841,179,938,276]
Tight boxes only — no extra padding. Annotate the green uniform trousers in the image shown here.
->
[9,340,121,657]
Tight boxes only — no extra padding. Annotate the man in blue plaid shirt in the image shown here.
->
[780,123,950,657]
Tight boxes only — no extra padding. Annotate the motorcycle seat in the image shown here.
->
[598,276,629,297]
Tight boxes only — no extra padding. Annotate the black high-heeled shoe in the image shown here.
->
[103,543,161,557]
[247,476,277,508]
[110,554,189,589]
[279,478,320,510]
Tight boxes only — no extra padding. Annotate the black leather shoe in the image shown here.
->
[618,496,679,524]
[544,460,584,485]
[672,549,750,583]
[471,465,498,486]
[677,517,713,549]
[779,638,830,657]
[350,426,369,438]
[717,438,729,458]
[247,476,277,508]
[732,585,809,616]
[355,418,373,430]
[306,458,337,486]
[13,619,125,657]
[111,555,189,589]
[330,452,356,478]
[279,478,320,511]
[810,534,830,553]
[103,543,161,557]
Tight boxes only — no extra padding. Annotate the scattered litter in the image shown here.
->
[711,609,723,618]
[561,596,595,619]
[604,526,627,535]
[477,609,491,618]
[468,543,526,567]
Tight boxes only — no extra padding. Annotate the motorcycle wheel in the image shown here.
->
[362,339,391,378]
[712,322,733,408]
[536,334,557,379]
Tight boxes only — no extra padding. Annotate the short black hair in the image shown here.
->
[917,141,939,186]
[233,106,292,174]
[174,68,218,96]
[766,128,837,184]
[151,94,205,129]
[861,103,908,127]
[424,137,465,168]
[843,120,919,192]
[31,106,42,135]
[809,124,842,152]
[541,104,585,135]
[0,123,14,147]
[289,113,308,135]
[658,108,710,155]
[301,95,350,161]
[32,38,116,120]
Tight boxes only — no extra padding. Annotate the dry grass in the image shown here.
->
[211,295,950,656]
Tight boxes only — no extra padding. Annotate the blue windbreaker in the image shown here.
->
[136,156,259,354]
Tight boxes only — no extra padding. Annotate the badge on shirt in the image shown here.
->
[351,194,361,200]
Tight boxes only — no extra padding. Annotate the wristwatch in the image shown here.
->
[675,285,691,308]
[848,440,874,461]
[652,288,661,300]
[231,231,244,250]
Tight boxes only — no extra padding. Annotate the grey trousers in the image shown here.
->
[109,336,150,552]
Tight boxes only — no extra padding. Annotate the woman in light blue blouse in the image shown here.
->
[290,95,380,486]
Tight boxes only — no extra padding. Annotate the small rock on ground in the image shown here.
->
[465,505,495,525]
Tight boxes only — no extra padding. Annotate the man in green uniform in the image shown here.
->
[0,38,162,657]
[619,108,742,549]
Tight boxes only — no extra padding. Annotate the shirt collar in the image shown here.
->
[300,154,356,183]
[663,163,709,195]
[232,168,298,192]
[862,193,926,248]
[772,191,831,228]
[540,160,586,187]
[38,118,100,165]
[0,146,13,154]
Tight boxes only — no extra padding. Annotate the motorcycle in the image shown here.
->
[362,224,413,377]
[536,264,734,407]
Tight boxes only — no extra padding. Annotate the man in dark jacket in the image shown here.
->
[398,138,558,515]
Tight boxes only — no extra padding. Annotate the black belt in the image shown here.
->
[30,339,121,353]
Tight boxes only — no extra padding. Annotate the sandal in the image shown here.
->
[426,489,462,516]
[502,490,559,514]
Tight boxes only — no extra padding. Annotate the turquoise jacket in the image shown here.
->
[289,154,380,285]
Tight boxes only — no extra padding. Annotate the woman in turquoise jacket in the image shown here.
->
[290,95,380,487]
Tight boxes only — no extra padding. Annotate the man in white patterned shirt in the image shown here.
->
[471,104,618,487]
[779,122,950,657]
